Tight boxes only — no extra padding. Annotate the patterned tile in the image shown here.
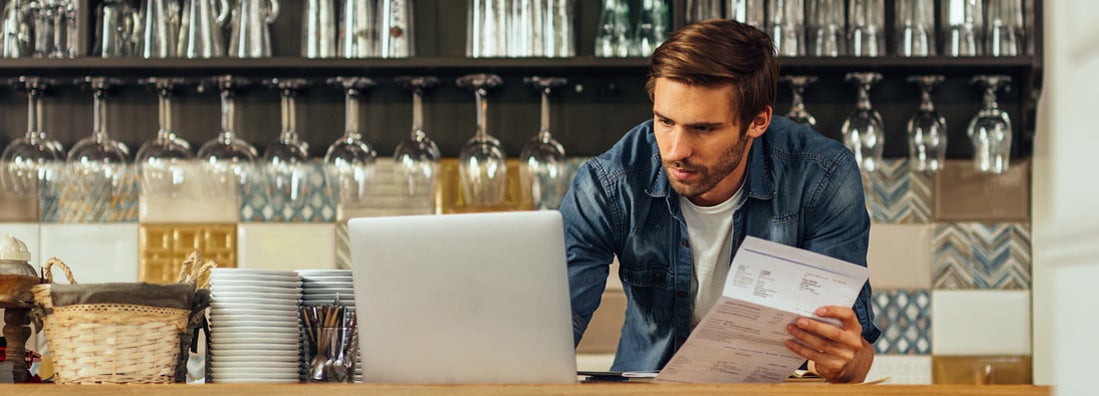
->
[337,159,436,220]
[335,222,350,270]
[933,223,1031,289]
[871,289,931,355]
[40,166,139,223]
[240,162,336,223]
[861,159,932,224]
[140,223,237,283]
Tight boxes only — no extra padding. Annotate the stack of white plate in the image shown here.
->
[297,269,360,382]
[208,268,303,384]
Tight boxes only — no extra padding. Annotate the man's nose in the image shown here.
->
[665,128,692,161]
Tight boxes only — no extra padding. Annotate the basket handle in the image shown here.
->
[177,251,217,289]
[41,257,77,285]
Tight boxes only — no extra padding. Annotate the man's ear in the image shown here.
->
[746,106,772,138]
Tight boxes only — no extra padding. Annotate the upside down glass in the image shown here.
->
[136,77,193,198]
[594,0,630,58]
[896,0,935,56]
[1,77,64,198]
[848,0,885,57]
[263,78,311,209]
[906,75,947,172]
[944,0,983,56]
[67,77,131,200]
[727,0,765,29]
[808,0,844,56]
[841,72,885,172]
[456,73,507,207]
[520,76,568,210]
[324,77,377,206]
[197,76,258,196]
[769,0,805,56]
[780,75,817,127]
[986,0,1024,56]
[967,75,1013,174]
[393,76,441,201]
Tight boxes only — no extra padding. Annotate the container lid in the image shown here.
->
[0,234,31,262]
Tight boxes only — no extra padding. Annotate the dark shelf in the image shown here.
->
[0,55,1038,77]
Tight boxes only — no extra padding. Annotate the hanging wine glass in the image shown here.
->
[456,73,506,207]
[967,75,1013,174]
[1,77,65,198]
[197,75,258,195]
[393,76,441,199]
[520,76,568,210]
[780,75,818,127]
[906,75,947,172]
[323,76,377,206]
[136,77,192,198]
[67,77,131,199]
[263,78,311,209]
[841,72,885,172]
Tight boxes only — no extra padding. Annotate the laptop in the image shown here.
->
[348,211,578,384]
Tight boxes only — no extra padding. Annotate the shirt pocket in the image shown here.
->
[619,267,675,323]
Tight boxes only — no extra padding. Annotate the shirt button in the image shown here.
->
[681,239,689,247]
[651,274,664,282]
[676,291,687,299]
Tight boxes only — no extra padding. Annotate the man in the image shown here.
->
[559,19,880,384]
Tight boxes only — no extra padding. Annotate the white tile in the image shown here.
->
[867,355,932,385]
[40,224,139,284]
[932,290,1031,355]
[867,224,932,289]
[0,223,40,267]
[237,223,336,271]
[139,162,240,223]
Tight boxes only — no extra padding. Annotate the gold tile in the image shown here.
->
[932,356,1031,385]
[576,290,626,355]
[0,195,38,222]
[140,223,238,283]
[934,159,1030,222]
[439,158,535,214]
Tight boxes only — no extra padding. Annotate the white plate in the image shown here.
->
[209,297,300,306]
[211,368,300,376]
[211,301,303,310]
[213,268,300,277]
[209,313,300,323]
[295,270,351,276]
[210,278,302,287]
[205,361,300,369]
[210,335,301,345]
[209,308,301,318]
[210,326,301,334]
[302,286,354,293]
[210,319,301,328]
[208,354,301,363]
[211,285,303,294]
[209,348,301,358]
[210,342,301,351]
[211,292,301,301]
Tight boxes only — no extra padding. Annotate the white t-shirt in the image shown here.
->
[679,186,746,328]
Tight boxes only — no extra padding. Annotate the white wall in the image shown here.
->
[1032,0,1099,392]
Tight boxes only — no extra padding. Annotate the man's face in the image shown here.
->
[652,78,765,206]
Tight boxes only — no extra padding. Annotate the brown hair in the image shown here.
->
[646,19,778,127]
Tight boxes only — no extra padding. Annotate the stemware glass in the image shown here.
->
[768,0,805,56]
[393,76,441,199]
[686,0,721,23]
[630,0,669,57]
[67,77,131,198]
[895,0,935,56]
[543,0,576,57]
[136,77,193,198]
[986,0,1024,56]
[841,72,885,172]
[906,75,948,172]
[520,76,568,210]
[808,0,845,56]
[1,77,65,198]
[263,78,311,208]
[456,73,507,207]
[727,0,765,29]
[197,75,258,193]
[323,77,377,206]
[848,0,885,57]
[780,75,817,127]
[944,0,983,56]
[967,75,1013,174]
[378,0,414,58]
[594,0,630,58]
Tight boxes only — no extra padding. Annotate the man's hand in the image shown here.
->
[784,305,874,384]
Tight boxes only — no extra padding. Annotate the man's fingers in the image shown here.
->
[784,339,846,374]
[795,317,861,348]
[787,324,855,361]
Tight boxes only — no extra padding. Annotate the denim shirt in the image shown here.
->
[559,116,881,372]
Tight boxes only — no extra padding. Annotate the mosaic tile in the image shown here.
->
[139,161,241,224]
[861,159,932,224]
[139,223,237,283]
[871,289,931,355]
[336,160,436,220]
[933,223,1031,289]
[335,222,350,270]
[240,162,336,223]
[40,166,139,223]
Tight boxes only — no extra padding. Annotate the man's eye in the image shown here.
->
[695,126,712,133]
[658,118,673,127]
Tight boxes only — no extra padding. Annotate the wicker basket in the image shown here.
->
[30,253,214,384]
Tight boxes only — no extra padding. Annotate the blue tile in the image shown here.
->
[933,223,1031,290]
[862,159,932,224]
[239,162,336,223]
[872,289,932,355]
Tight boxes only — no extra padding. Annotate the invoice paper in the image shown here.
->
[654,236,870,383]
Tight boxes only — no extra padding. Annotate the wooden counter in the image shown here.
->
[0,384,1053,396]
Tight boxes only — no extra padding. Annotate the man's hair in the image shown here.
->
[646,19,778,127]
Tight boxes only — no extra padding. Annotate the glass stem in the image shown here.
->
[475,87,488,141]
[412,89,424,138]
[344,89,360,139]
[157,89,173,140]
[25,89,40,140]
[919,86,935,112]
[791,86,807,113]
[93,89,109,141]
[280,90,298,142]
[983,86,999,110]
[539,88,551,134]
[220,89,235,142]
[856,83,873,110]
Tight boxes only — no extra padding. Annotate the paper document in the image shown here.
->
[655,236,869,383]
